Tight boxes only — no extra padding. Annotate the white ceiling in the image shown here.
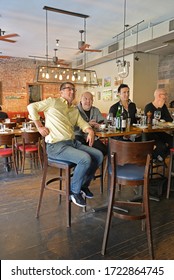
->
[1,0,174,65]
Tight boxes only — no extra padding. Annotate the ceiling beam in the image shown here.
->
[43,6,89,19]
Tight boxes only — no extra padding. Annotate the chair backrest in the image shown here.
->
[21,131,41,144]
[3,122,16,129]
[16,117,26,124]
[109,138,155,166]
[0,133,15,146]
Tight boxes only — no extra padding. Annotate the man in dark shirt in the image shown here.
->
[144,88,173,161]
[0,106,8,120]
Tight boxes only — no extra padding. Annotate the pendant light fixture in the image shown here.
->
[117,0,130,79]
[114,1,144,79]
[36,6,98,86]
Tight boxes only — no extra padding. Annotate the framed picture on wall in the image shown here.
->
[97,91,101,100]
[114,77,123,86]
[97,78,102,87]
[113,88,119,101]
[103,89,112,101]
[104,76,111,87]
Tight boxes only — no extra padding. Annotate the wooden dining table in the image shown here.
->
[95,122,174,140]
[95,126,142,138]
[0,127,38,137]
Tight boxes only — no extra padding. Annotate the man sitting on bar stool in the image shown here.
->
[144,88,173,163]
[27,82,103,208]
[74,91,107,156]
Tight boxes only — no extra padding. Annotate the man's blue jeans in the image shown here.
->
[47,139,103,194]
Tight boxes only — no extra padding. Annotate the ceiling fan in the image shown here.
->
[52,48,70,66]
[77,30,101,53]
[0,29,19,43]
[29,49,70,67]
[0,51,12,59]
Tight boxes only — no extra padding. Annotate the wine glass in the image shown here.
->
[154,110,161,126]
[171,111,174,123]
[107,113,114,126]
[135,112,141,125]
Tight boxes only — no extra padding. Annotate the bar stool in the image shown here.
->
[166,148,174,199]
[36,139,76,227]
[101,139,155,259]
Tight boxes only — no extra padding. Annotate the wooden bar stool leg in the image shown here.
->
[58,168,63,204]
[100,162,103,194]
[101,179,116,255]
[167,150,173,199]
[36,163,48,218]
[66,166,71,227]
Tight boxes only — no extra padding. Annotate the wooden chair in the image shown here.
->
[166,148,174,199]
[36,139,76,227]
[3,122,17,129]
[0,133,18,173]
[101,139,155,259]
[16,117,26,125]
[17,131,42,172]
[94,160,104,194]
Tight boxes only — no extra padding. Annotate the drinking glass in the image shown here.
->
[135,112,141,125]
[154,110,161,125]
[107,113,114,126]
[171,111,174,123]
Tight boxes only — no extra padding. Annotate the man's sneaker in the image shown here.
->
[81,187,94,199]
[71,193,86,207]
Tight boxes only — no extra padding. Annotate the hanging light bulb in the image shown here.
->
[83,74,87,82]
[46,72,49,79]
[56,39,59,47]
[72,74,75,81]
[59,73,63,80]
[66,74,70,80]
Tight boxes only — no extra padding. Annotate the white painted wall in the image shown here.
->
[76,52,158,114]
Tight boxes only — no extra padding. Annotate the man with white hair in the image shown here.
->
[75,91,107,156]
[144,88,173,161]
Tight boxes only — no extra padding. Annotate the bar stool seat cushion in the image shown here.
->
[19,144,38,153]
[48,157,75,167]
[0,148,13,156]
[109,164,145,181]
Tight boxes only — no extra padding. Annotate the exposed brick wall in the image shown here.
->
[0,57,59,112]
[158,54,174,104]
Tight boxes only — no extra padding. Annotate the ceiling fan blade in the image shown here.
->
[0,55,12,59]
[79,43,90,51]
[0,37,16,43]
[29,55,70,66]
[84,49,102,52]
[1,33,19,39]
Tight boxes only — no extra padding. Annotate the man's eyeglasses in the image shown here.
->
[62,87,77,92]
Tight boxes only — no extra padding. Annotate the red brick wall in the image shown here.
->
[0,57,59,112]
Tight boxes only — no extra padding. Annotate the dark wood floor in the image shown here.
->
[0,162,174,260]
